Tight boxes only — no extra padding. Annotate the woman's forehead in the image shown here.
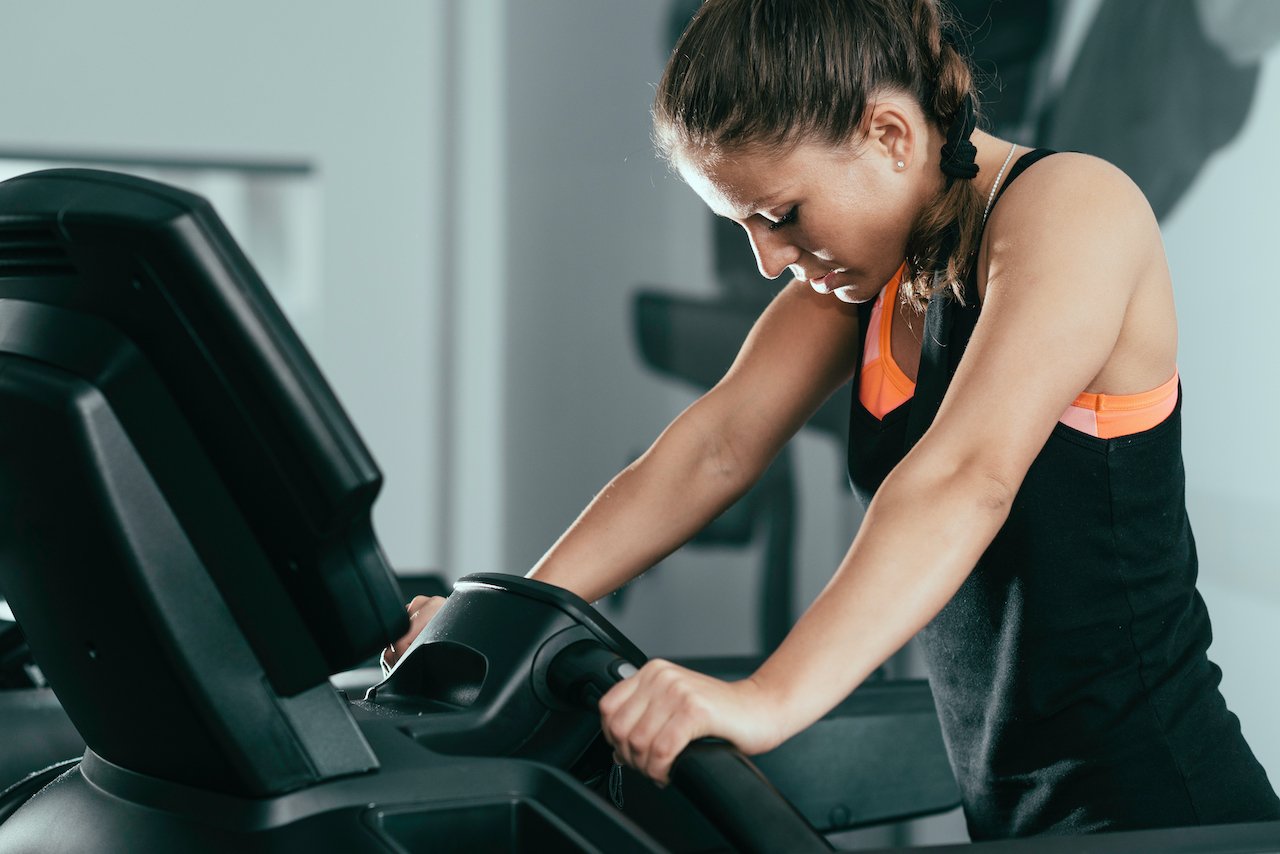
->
[676,143,832,218]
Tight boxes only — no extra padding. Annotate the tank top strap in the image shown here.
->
[908,148,1061,451]
[853,295,876,389]
[993,148,1059,207]
[961,148,1059,307]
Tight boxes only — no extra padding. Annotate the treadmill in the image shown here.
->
[0,169,1275,852]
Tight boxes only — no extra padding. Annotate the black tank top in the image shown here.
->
[846,149,1280,840]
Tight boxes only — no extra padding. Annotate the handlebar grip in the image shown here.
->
[671,740,832,854]
[546,639,831,854]
[546,638,637,708]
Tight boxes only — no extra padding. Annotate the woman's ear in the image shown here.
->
[865,97,916,169]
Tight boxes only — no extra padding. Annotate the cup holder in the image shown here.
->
[380,641,487,709]
[367,798,592,853]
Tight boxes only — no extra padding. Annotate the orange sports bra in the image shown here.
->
[859,266,1178,439]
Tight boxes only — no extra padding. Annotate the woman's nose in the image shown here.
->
[745,224,801,280]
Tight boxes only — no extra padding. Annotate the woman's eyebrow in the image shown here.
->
[743,191,786,212]
[716,191,787,220]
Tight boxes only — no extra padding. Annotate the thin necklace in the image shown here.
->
[982,141,1020,226]
[900,141,1021,343]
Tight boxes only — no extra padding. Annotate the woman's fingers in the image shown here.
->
[633,701,685,784]
[599,659,713,786]
[382,595,447,669]
[628,663,687,780]
[597,660,789,786]
[646,678,711,783]
[600,671,650,769]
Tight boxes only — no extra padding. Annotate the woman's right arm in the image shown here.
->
[384,277,860,666]
[527,277,861,602]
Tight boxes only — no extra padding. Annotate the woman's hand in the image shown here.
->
[598,659,787,787]
[381,594,447,672]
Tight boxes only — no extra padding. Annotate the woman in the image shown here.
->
[387,0,1280,839]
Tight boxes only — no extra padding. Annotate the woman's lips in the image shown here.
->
[808,269,844,293]
[811,270,863,303]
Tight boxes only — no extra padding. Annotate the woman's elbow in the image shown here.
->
[695,427,761,494]
[971,468,1018,514]
[891,448,1021,517]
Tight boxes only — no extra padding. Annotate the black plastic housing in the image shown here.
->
[0,169,407,795]
[367,573,647,768]
[0,168,408,694]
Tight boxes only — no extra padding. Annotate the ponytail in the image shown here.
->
[900,0,985,308]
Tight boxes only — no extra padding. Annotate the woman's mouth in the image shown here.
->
[808,269,845,293]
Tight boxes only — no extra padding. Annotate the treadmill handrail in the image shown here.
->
[547,638,833,854]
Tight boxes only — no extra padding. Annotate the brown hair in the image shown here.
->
[653,0,983,308]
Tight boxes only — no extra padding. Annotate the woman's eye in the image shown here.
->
[767,207,797,232]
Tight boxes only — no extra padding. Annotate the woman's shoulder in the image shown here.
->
[982,150,1161,278]
[972,148,1175,397]
[991,150,1156,239]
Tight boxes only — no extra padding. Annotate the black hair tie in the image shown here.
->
[939,91,979,181]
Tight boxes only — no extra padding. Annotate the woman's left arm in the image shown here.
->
[600,154,1165,785]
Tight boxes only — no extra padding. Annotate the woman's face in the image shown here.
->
[676,121,928,303]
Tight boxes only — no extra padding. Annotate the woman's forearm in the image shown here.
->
[751,453,1016,741]
[527,396,767,603]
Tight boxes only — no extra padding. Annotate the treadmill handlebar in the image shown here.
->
[546,638,637,708]
[547,639,833,854]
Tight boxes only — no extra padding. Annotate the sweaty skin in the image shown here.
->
[388,93,1176,786]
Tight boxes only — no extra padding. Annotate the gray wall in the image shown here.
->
[0,0,452,573]
[494,0,790,655]
[488,0,865,661]
[1163,52,1280,784]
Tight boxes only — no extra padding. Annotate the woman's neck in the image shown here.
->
[969,129,1021,210]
